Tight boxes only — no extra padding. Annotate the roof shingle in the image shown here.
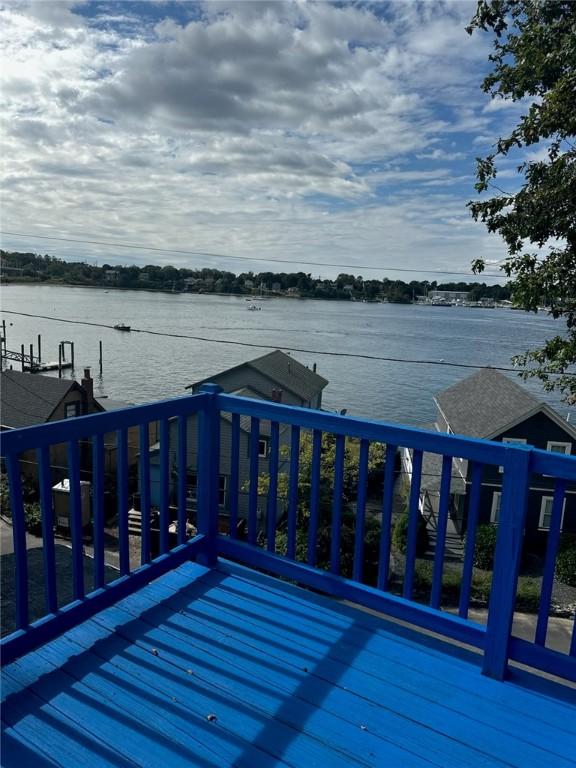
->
[0,370,77,429]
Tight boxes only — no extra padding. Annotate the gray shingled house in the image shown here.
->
[416,368,576,552]
[188,349,328,408]
[0,369,103,481]
[147,351,329,534]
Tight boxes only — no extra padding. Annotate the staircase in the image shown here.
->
[128,508,142,536]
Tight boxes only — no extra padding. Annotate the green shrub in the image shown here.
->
[515,576,541,612]
[0,474,11,517]
[392,513,429,557]
[556,534,576,587]
[473,524,497,570]
[24,503,43,536]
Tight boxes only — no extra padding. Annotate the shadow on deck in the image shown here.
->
[2,560,575,768]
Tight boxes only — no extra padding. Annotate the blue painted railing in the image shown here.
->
[1,384,575,684]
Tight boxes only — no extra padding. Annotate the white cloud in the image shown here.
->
[0,0,510,280]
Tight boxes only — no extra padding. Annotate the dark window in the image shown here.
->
[258,438,268,458]
[65,402,79,418]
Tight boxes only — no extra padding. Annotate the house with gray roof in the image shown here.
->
[188,349,328,409]
[1,369,105,483]
[146,351,328,543]
[417,368,576,551]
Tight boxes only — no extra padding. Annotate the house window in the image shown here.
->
[490,491,501,524]
[258,438,269,458]
[186,471,198,508]
[539,495,566,530]
[64,402,80,418]
[219,475,227,507]
[499,437,527,472]
[186,471,226,507]
[546,441,572,456]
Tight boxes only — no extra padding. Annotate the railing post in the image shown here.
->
[483,445,531,680]
[197,384,222,566]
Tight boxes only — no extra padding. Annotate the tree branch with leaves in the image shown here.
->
[467,0,576,402]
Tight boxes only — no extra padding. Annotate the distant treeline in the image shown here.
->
[0,250,511,303]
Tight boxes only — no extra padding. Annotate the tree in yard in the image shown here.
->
[467,1,576,402]
[251,431,386,580]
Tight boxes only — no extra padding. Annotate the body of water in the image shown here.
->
[2,284,574,427]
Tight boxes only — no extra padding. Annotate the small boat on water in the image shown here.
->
[113,323,131,331]
[247,304,261,311]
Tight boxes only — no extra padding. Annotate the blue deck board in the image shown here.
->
[2,561,575,768]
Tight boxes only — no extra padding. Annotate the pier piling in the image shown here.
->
[21,344,25,372]
[58,344,62,378]
[99,340,103,375]
[37,334,42,364]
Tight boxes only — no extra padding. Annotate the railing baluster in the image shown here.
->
[5,454,28,629]
[159,418,170,555]
[38,447,57,613]
[139,424,151,565]
[430,454,452,609]
[67,440,85,600]
[248,417,260,545]
[266,422,280,553]
[117,428,129,575]
[483,445,530,680]
[353,439,369,582]
[571,617,576,658]
[330,434,345,575]
[177,416,187,546]
[535,478,566,646]
[307,429,322,567]
[229,413,240,539]
[459,461,482,619]
[92,433,105,588]
[287,425,300,560]
[377,443,397,591]
[403,448,423,600]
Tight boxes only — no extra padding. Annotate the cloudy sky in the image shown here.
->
[0,0,529,280]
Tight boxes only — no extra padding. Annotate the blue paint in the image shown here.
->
[377,443,396,591]
[266,421,280,552]
[229,412,240,538]
[535,479,566,646]
[5,454,28,630]
[459,462,483,619]
[430,454,452,609]
[138,423,151,565]
[66,440,84,601]
[117,428,130,576]
[483,447,531,680]
[2,387,576,688]
[330,434,345,575]
[159,419,170,555]
[307,430,322,567]
[248,416,260,545]
[287,425,300,560]
[177,415,187,546]
[403,449,423,600]
[37,446,57,614]
[352,439,369,582]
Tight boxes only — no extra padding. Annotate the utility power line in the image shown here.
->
[0,230,505,278]
[2,309,571,377]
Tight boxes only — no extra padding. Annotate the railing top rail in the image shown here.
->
[218,392,548,468]
[530,446,576,481]
[0,392,209,454]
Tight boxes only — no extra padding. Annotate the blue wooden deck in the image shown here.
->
[2,560,575,768]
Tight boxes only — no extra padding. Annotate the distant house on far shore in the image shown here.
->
[403,368,576,551]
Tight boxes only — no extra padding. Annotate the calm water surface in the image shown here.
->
[2,284,574,427]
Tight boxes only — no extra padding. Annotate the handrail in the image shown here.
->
[1,386,575,683]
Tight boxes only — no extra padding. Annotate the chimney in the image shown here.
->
[271,388,283,403]
[81,367,94,402]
